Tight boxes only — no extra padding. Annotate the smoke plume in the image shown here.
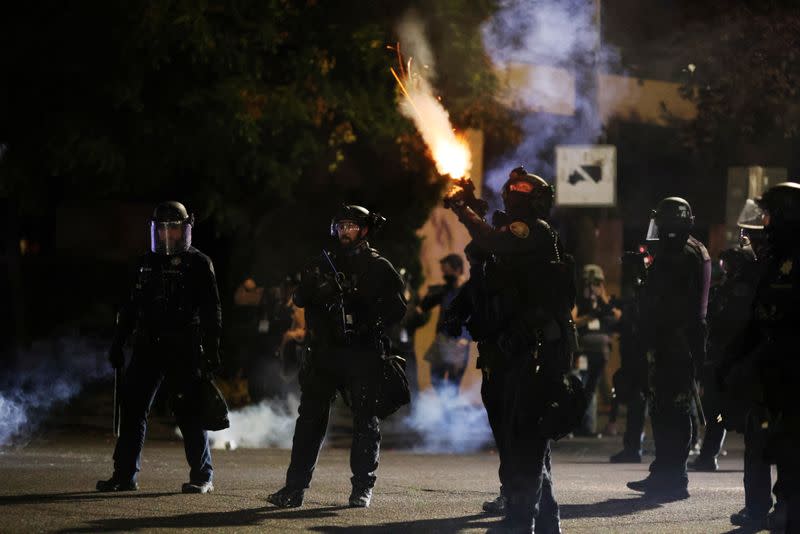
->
[0,337,110,447]
[404,383,493,453]
[481,0,625,190]
[206,395,299,450]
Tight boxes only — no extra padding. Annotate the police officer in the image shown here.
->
[627,197,710,500]
[445,167,575,533]
[716,199,780,528]
[97,201,221,494]
[736,183,800,530]
[691,245,757,472]
[267,205,406,509]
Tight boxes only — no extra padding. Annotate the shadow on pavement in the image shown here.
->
[0,491,176,506]
[560,496,662,519]
[58,505,350,532]
[720,527,764,534]
[309,513,496,533]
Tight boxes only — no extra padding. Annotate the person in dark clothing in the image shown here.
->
[267,205,407,510]
[610,249,651,464]
[691,246,757,472]
[572,264,621,436]
[97,201,222,495]
[720,198,783,529]
[626,197,711,501]
[247,275,305,402]
[387,267,428,398]
[725,184,800,530]
[420,253,471,394]
[444,167,576,533]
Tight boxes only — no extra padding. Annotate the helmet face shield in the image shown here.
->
[150,221,192,255]
[646,218,689,242]
[646,218,660,241]
[736,198,766,230]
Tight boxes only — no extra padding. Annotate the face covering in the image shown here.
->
[504,191,532,218]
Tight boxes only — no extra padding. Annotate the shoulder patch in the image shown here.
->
[509,221,530,239]
[780,259,793,276]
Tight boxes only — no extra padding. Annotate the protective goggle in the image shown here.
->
[508,181,534,193]
[334,221,361,233]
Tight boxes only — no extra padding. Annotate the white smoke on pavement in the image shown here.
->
[205,395,300,450]
[404,382,493,453]
[0,337,110,448]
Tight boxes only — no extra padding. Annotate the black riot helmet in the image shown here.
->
[150,201,194,255]
[757,182,800,249]
[329,204,386,238]
[501,166,554,220]
[646,197,694,242]
[757,182,800,228]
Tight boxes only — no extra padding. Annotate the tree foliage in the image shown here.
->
[672,0,800,164]
[0,0,517,286]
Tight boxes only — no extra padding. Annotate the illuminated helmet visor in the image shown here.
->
[150,220,192,255]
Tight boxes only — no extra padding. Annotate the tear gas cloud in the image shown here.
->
[482,0,625,190]
[404,384,493,453]
[206,395,300,450]
[0,337,110,448]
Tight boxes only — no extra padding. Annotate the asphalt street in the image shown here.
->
[0,430,771,533]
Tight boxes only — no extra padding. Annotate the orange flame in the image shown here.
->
[390,45,472,180]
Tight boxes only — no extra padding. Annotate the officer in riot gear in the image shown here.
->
[267,205,406,510]
[627,197,711,500]
[692,245,757,473]
[734,183,800,530]
[445,167,578,533]
[714,198,779,527]
[97,201,222,494]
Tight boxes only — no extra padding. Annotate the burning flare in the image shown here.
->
[390,45,472,179]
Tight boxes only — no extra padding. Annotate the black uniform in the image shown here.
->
[610,295,650,462]
[638,235,710,494]
[283,241,406,493]
[744,245,800,526]
[450,203,574,532]
[110,247,222,485]
[695,247,757,470]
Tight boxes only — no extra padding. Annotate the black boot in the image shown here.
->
[349,486,373,508]
[730,507,767,527]
[482,494,508,515]
[626,476,654,492]
[96,475,138,492]
[267,486,305,508]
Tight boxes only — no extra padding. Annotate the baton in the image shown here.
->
[113,368,122,438]
[691,379,706,427]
